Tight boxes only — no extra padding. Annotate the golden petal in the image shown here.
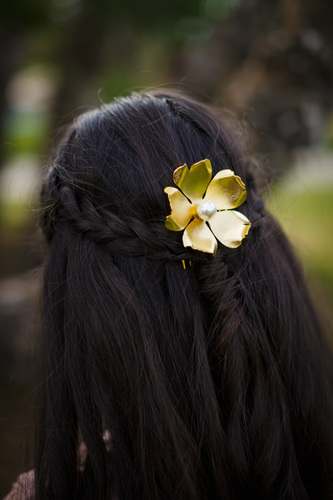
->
[208,210,251,248]
[205,169,247,210]
[183,219,217,255]
[173,159,212,203]
[164,186,192,231]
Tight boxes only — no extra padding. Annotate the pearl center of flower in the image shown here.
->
[196,200,217,221]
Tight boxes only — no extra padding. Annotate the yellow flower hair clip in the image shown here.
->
[164,159,251,255]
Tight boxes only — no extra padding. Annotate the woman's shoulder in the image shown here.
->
[4,470,35,500]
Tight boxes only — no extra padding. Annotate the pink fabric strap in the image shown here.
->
[4,470,35,500]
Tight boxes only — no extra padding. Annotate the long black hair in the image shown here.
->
[36,91,333,499]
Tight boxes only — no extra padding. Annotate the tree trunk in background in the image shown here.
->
[0,28,26,168]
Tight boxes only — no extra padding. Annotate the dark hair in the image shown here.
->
[36,91,333,499]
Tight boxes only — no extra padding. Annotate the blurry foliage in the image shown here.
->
[325,112,333,149]
[1,0,49,27]
[4,112,48,155]
[169,0,333,176]
[0,0,231,163]
[0,200,34,233]
[0,0,235,237]
[2,0,333,168]
[268,184,333,334]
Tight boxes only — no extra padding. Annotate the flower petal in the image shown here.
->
[183,219,217,255]
[164,186,192,231]
[205,169,247,210]
[208,210,251,248]
[173,159,212,203]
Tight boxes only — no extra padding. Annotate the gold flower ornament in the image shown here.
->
[164,159,251,255]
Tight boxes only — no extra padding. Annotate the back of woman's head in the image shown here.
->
[37,91,333,499]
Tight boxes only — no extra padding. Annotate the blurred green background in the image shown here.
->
[1,0,333,495]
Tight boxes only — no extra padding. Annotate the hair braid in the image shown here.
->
[41,182,214,263]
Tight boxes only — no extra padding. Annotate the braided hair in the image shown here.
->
[36,91,333,499]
